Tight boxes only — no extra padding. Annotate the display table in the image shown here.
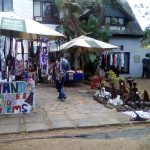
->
[65,72,84,83]
[0,79,35,114]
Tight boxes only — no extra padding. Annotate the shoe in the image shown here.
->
[60,98,65,102]
[64,96,67,99]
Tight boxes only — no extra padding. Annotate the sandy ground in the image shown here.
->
[0,124,149,150]
[0,138,149,150]
[135,78,150,96]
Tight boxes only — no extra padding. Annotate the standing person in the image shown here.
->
[55,53,70,102]
[142,54,150,78]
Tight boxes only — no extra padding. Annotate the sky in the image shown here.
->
[127,0,150,30]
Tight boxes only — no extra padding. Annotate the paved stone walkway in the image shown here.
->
[0,80,149,134]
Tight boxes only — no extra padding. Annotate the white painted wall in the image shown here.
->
[110,37,150,77]
[13,0,33,18]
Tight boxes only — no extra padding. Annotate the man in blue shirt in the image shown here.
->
[55,53,70,101]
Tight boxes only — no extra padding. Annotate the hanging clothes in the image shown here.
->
[0,55,1,72]
[6,38,13,67]
[15,59,24,76]
[104,54,107,66]
[29,41,34,58]
[3,37,6,58]
[120,52,124,67]
[107,54,110,68]
[116,53,120,66]
[113,54,116,66]
[39,46,48,76]
[21,40,24,60]
[109,53,113,66]
[101,54,106,69]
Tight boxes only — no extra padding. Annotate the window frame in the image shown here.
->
[105,16,125,26]
[0,0,13,12]
[33,1,42,17]
[33,0,60,24]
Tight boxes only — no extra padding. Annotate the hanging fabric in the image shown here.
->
[15,59,24,76]
[104,54,107,66]
[0,54,1,72]
[110,53,113,66]
[107,54,110,68]
[29,41,34,58]
[39,46,48,76]
[116,53,120,66]
[120,52,124,67]
[6,37,13,67]
[21,40,24,60]
[101,54,105,69]
[113,54,116,66]
[3,37,6,58]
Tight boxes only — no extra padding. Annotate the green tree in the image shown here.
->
[55,0,122,41]
[55,0,85,38]
[141,27,150,49]
[80,14,110,42]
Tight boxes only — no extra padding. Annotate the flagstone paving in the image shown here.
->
[0,79,149,134]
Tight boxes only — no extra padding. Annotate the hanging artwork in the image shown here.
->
[39,46,48,76]
[15,59,24,76]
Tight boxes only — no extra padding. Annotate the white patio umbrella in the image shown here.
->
[0,11,65,39]
[59,35,119,52]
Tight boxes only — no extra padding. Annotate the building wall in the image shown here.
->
[13,0,33,18]
[110,37,150,77]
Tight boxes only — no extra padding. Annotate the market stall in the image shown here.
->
[0,12,64,114]
[57,35,119,81]
[65,70,84,83]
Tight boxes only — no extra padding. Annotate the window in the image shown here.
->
[105,17,124,26]
[34,2,41,17]
[118,18,124,25]
[0,0,13,12]
[105,17,111,24]
[33,0,60,24]
[111,17,118,25]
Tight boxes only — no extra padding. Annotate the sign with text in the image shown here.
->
[0,80,35,114]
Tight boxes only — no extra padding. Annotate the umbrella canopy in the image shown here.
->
[59,35,119,52]
[0,12,65,39]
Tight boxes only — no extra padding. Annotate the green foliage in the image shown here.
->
[141,27,150,49]
[55,0,64,9]
[107,70,125,89]
[101,80,106,87]
[80,14,110,41]
[85,72,93,81]
[55,0,120,41]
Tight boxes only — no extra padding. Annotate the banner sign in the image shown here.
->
[0,80,35,114]
[1,18,26,32]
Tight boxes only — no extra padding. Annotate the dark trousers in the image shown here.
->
[55,80,66,100]
[142,67,148,78]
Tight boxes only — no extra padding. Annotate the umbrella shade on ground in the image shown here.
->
[58,35,119,52]
[0,12,64,40]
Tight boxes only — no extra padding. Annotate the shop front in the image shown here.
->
[0,12,64,114]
